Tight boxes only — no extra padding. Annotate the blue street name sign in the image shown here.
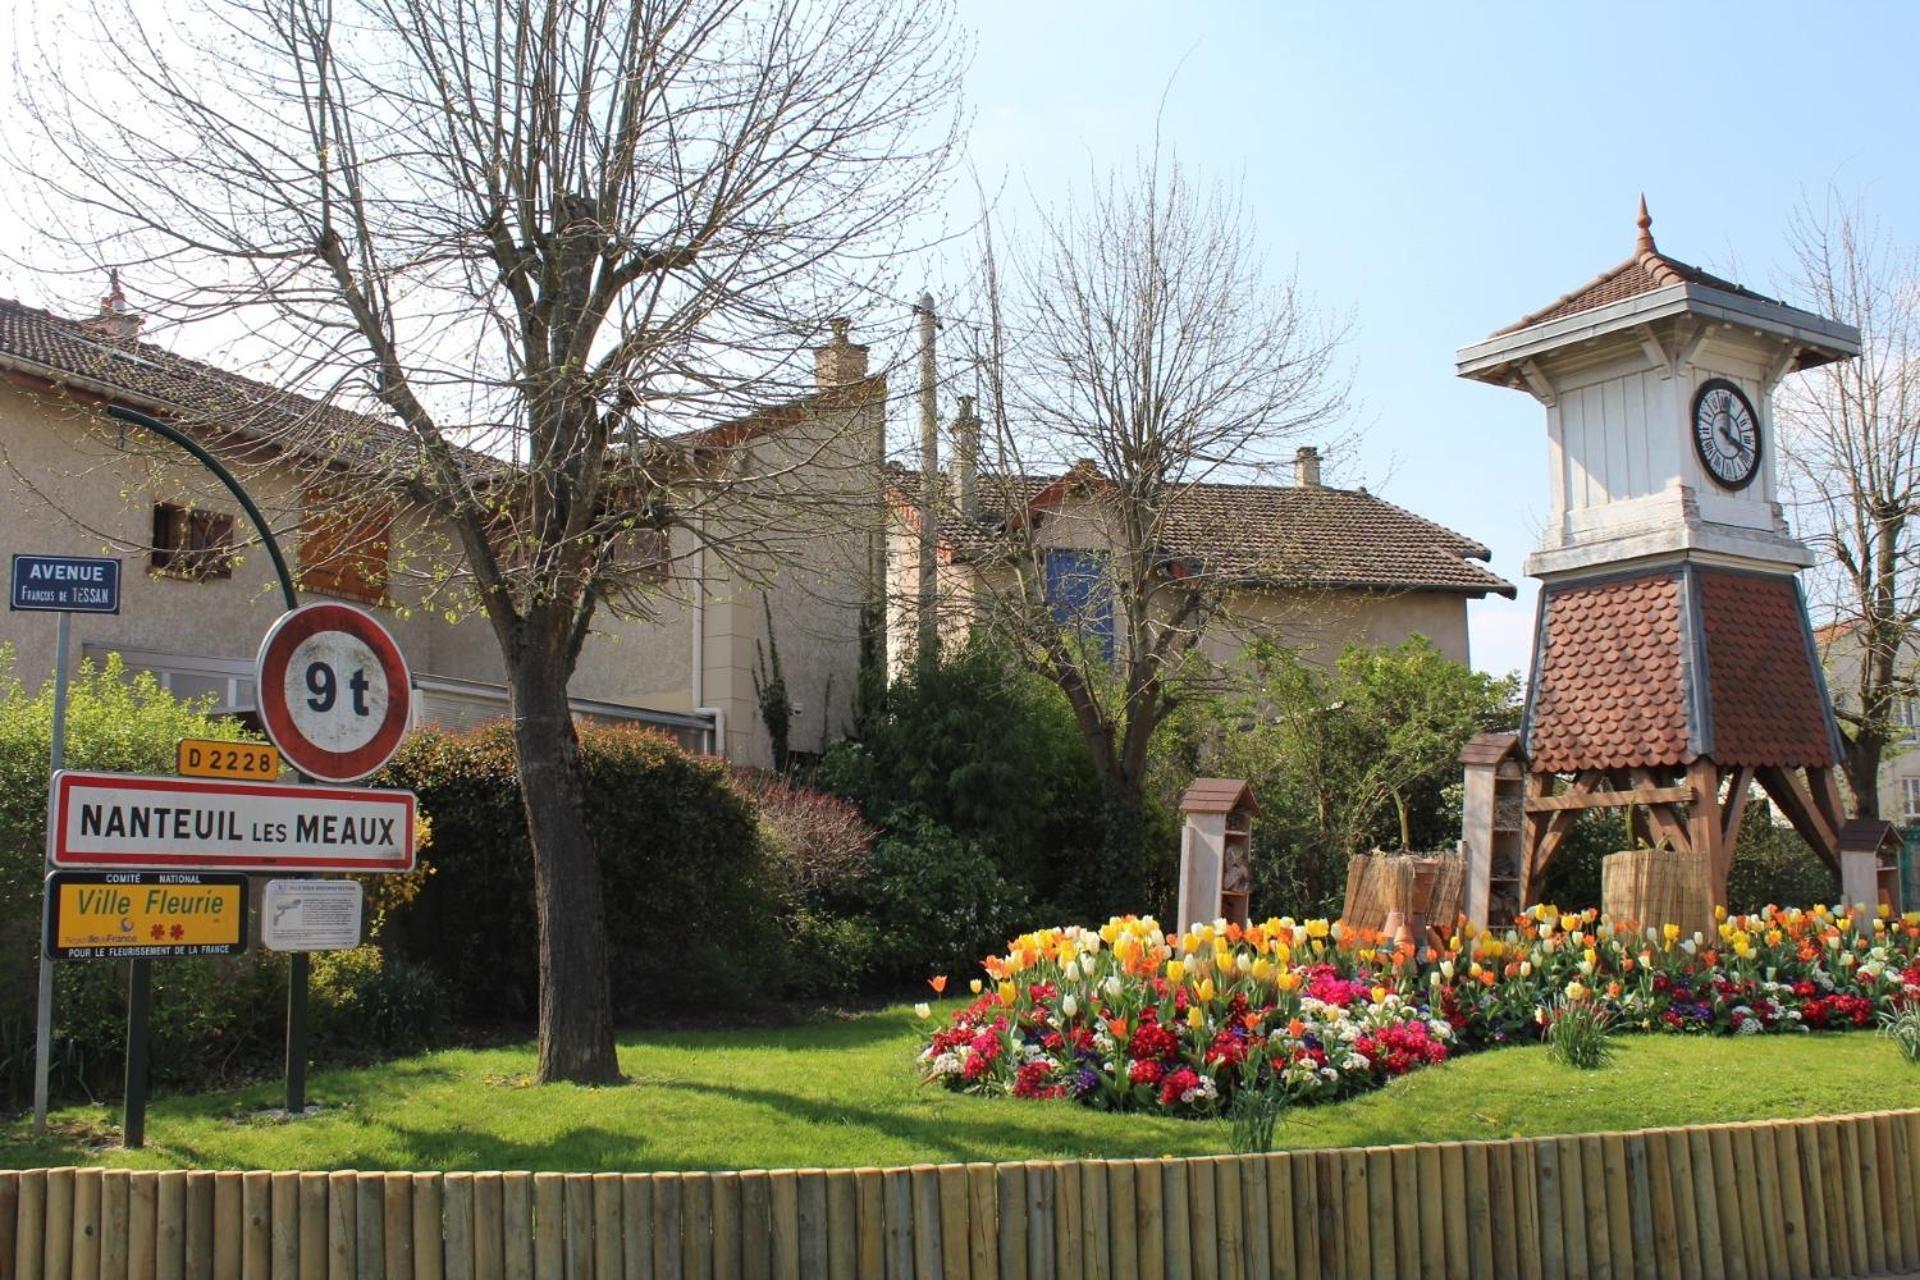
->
[10,555,122,614]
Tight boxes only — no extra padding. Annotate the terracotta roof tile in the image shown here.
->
[0,293,451,472]
[1491,200,1782,338]
[1526,572,1692,772]
[1696,570,1837,768]
[1526,567,1838,773]
[891,466,1516,599]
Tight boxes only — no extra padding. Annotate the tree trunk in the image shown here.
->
[1843,735,1884,821]
[509,651,622,1085]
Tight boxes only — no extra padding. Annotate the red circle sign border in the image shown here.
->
[256,603,413,782]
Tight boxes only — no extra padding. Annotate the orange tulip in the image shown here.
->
[928,975,948,995]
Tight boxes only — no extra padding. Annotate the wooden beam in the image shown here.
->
[1686,759,1725,906]
[1635,325,1673,378]
[1671,320,1712,373]
[1525,785,1693,813]
[1628,768,1691,851]
[1810,767,1846,837]
[1720,765,1756,851]
[1517,359,1557,407]
[1763,342,1803,395]
[1756,766,1838,869]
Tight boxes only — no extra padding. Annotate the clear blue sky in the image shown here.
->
[955,0,1920,677]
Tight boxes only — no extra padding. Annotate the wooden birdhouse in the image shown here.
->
[1177,778,1258,930]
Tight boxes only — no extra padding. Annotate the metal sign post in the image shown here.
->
[13,553,121,1135]
[31,610,71,1134]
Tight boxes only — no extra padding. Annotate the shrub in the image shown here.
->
[377,721,775,1022]
[0,648,260,1105]
[818,638,1100,914]
[731,767,874,896]
[859,821,1031,984]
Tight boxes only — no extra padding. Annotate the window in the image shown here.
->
[621,525,670,584]
[1043,548,1115,660]
[149,502,235,580]
[299,488,391,604]
[1904,777,1920,822]
[1898,698,1920,744]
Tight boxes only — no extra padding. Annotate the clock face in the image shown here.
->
[1691,378,1762,491]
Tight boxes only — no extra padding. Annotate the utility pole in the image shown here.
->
[914,293,940,660]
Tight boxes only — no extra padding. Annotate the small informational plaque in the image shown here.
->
[260,878,364,952]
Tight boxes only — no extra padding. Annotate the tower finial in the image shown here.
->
[1635,194,1655,255]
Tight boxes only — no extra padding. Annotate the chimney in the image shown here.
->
[813,317,869,388]
[83,270,143,344]
[951,394,980,518]
[1293,444,1322,487]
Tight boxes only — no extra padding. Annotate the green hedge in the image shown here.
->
[375,722,775,1023]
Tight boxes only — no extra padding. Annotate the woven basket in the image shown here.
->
[1341,850,1467,934]
[1601,849,1711,938]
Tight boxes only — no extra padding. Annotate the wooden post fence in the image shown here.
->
[6,1110,1917,1280]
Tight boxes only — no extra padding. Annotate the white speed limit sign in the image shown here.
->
[255,603,413,781]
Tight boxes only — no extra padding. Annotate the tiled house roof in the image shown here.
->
[0,294,441,471]
[1491,198,1783,337]
[890,465,1516,598]
[1525,566,1839,772]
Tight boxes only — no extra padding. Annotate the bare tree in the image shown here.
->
[952,153,1346,914]
[1779,195,1920,820]
[9,0,959,1081]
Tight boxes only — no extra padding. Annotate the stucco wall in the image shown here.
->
[0,376,878,757]
[886,486,1476,675]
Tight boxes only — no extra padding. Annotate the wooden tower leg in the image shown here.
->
[1686,759,1726,910]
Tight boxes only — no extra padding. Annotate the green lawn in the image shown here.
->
[4,1006,1914,1173]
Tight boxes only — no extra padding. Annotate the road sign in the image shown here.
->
[256,603,413,781]
[177,738,281,782]
[10,554,121,614]
[45,871,248,960]
[261,880,364,952]
[49,771,417,873]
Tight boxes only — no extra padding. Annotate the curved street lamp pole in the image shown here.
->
[35,405,314,1143]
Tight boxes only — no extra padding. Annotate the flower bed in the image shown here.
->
[917,905,1920,1116]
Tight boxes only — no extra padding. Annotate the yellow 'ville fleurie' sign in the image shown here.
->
[44,871,249,960]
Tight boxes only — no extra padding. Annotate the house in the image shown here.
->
[0,285,885,766]
[885,435,1515,674]
[1817,621,1920,823]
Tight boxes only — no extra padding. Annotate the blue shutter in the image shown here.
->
[1044,549,1115,661]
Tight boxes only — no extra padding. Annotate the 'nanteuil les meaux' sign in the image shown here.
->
[48,771,416,873]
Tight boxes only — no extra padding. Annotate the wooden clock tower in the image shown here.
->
[1456,199,1861,911]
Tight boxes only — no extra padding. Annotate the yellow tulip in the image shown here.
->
[997,981,1016,1007]
[1251,958,1274,983]
[1196,978,1216,1003]
[1166,960,1186,983]
[970,979,983,995]
[1186,1005,1206,1029]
